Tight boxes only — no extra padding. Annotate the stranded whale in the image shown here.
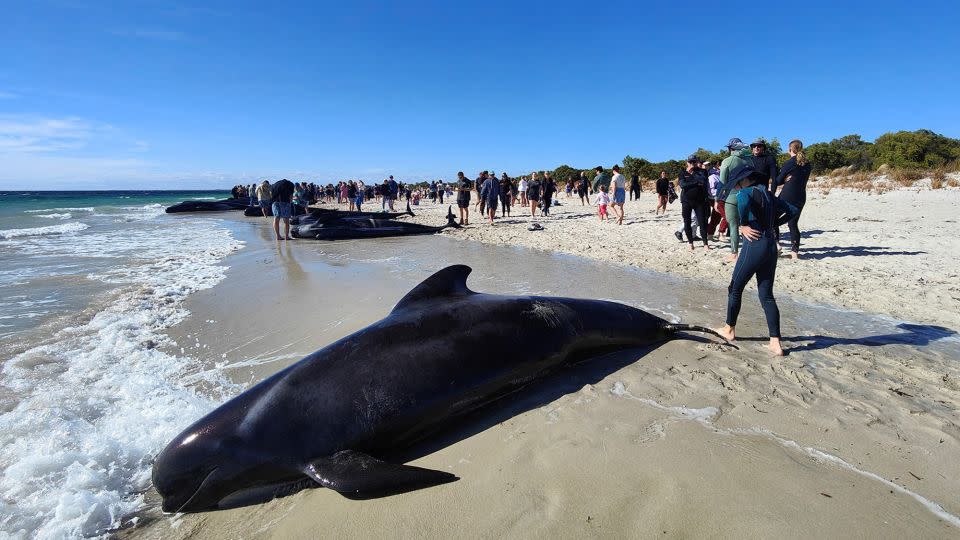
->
[152,265,727,512]
[291,206,458,240]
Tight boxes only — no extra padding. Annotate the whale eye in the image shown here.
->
[180,433,199,446]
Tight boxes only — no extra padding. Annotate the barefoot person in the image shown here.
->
[455,171,472,225]
[577,171,590,206]
[609,164,626,225]
[714,173,799,356]
[479,171,500,225]
[256,180,272,217]
[655,171,670,215]
[718,138,753,262]
[774,140,812,259]
[270,178,295,240]
[527,172,541,217]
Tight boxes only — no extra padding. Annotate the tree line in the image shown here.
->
[538,129,960,184]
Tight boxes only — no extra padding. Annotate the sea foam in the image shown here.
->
[0,220,243,539]
[0,222,89,240]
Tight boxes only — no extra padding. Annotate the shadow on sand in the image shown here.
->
[736,323,956,354]
[793,245,926,260]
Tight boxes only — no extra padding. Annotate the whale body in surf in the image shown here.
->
[152,265,725,512]
[291,206,458,240]
[165,198,250,213]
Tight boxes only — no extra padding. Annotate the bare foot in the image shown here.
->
[768,338,784,356]
[714,325,736,342]
[725,253,738,262]
[285,236,293,240]
[688,244,695,251]
[703,244,711,250]
[789,252,799,260]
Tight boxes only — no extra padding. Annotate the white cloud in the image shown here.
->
[0,116,97,152]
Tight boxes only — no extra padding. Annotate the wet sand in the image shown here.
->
[129,203,960,538]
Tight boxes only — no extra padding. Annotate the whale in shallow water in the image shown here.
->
[165,199,250,213]
[151,265,726,512]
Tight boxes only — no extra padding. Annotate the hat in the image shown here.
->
[702,161,712,166]
[749,138,767,148]
[726,137,747,150]
[686,154,701,162]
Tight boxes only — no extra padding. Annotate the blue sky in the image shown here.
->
[1,0,958,189]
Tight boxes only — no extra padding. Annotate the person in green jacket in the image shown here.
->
[718,138,753,262]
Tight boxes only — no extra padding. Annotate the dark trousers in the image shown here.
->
[707,199,723,235]
[630,186,641,200]
[681,200,709,244]
[726,234,781,337]
[542,196,552,215]
[786,204,804,253]
[500,193,511,215]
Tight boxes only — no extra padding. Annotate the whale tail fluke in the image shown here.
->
[663,323,738,349]
[304,450,457,500]
[445,206,460,228]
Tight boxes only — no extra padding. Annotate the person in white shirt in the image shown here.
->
[518,176,528,207]
[594,187,611,222]
[609,164,626,225]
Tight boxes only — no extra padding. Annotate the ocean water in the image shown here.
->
[0,191,244,538]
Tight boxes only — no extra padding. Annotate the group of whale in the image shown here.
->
[151,264,729,513]
[164,198,458,240]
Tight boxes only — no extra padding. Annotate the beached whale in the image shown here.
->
[165,199,250,213]
[290,206,458,240]
[152,265,728,513]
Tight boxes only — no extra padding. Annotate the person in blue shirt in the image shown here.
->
[478,171,500,225]
[714,173,799,356]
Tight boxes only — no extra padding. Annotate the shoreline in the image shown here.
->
[384,186,960,330]
[127,209,960,538]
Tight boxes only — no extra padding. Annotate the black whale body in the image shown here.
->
[242,205,307,217]
[165,199,250,213]
[151,265,723,513]
[291,206,457,240]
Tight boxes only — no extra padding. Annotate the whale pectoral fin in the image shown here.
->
[303,450,458,499]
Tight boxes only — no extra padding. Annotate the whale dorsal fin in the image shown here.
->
[392,265,474,312]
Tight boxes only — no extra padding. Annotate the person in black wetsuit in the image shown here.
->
[774,139,812,259]
[749,138,779,189]
[714,173,799,356]
[678,156,711,250]
[455,171,472,225]
[499,173,513,217]
[629,173,642,201]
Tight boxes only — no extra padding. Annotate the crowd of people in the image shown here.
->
[232,136,812,355]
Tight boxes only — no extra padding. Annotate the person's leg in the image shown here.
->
[789,205,803,255]
[682,201,695,246]
[716,200,728,234]
[695,203,710,247]
[754,244,783,354]
[719,238,758,339]
[725,200,740,257]
[273,217,281,240]
[283,217,291,239]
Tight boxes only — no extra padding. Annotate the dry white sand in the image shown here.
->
[128,189,960,539]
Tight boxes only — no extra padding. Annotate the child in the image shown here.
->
[595,187,610,222]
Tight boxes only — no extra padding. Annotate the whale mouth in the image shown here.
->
[161,467,220,514]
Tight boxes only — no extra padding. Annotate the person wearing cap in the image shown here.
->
[718,138,754,261]
[677,155,711,250]
[713,171,798,356]
[750,138,779,189]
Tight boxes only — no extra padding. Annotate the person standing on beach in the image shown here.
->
[750,139,779,189]
[380,179,391,211]
[609,165,626,225]
[455,171,471,225]
[718,138,754,262]
[527,173,541,217]
[270,178,295,241]
[347,181,357,212]
[518,176,528,207]
[705,162,724,238]
[629,172,642,201]
[499,173,513,217]
[356,180,365,211]
[256,180,272,217]
[387,176,398,211]
[678,155,711,250]
[655,172,669,215]
[438,182,445,204]
[542,173,556,216]
[577,172,590,206]
[479,171,500,225]
[775,140,812,259]
[714,174,799,356]
[594,185,611,222]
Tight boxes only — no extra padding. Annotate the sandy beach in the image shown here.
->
[128,186,960,539]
